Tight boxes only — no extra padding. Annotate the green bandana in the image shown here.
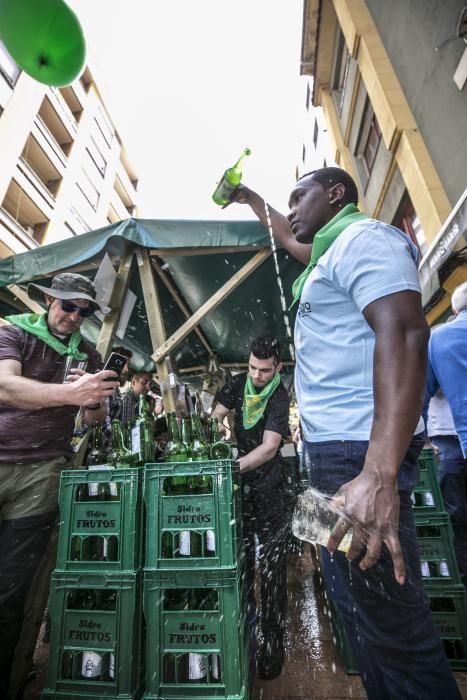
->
[243,372,281,430]
[5,313,88,360]
[291,203,368,307]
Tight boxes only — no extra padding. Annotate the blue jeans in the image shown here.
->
[430,435,467,586]
[303,436,461,700]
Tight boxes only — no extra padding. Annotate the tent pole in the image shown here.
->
[137,247,176,413]
[152,248,271,363]
[96,248,134,361]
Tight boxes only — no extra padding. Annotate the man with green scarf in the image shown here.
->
[226,168,461,699]
[0,272,120,697]
[212,335,291,681]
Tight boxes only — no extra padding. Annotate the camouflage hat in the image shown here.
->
[28,273,110,314]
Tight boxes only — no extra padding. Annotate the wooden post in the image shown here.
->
[96,248,134,361]
[137,248,176,413]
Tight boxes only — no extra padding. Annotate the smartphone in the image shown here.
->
[102,352,128,379]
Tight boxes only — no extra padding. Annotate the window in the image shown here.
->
[313,118,319,147]
[76,170,100,211]
[94,104,114,148]
[393,192,428,256]
[86,136,107,177]
[67,205,91,234]
[332,30,350,116]
[0,41,20,86]
[355,97,382,178]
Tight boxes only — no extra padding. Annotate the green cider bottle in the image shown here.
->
[209,417,231,460]
[212,148,251,206]
[131,395,155,465]
[108,419,135,469]
[181,417,192,461]
[163,412,188,462]
[190,414,210,461]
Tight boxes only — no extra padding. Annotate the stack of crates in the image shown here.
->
[413,447,467,670]
[42,467,144,700]
[142,458,250,700]
[325,447,467,674]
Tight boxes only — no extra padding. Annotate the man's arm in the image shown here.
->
[0,359,119,409]
[227,185,311,265]
[211,402,230,435]
[237,430,282,473]
[328,290,429,585]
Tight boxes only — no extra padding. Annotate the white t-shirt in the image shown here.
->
[294,218,422,442]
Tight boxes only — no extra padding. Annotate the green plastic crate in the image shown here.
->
[142,567,249,698]
[427,586,467,671]
[415,513,461,586]
[144,461,243,570]
[42,571,142,698]
[56,468,143,572]
[325,592,359,675]
[412,448,444,515]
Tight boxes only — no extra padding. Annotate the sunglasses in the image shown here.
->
[59,299,94,318]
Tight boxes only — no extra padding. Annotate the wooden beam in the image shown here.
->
[152,258,213,356]
[149,245,264,257]
[178,360,295,374]
[96,249,134,361]
[152,248,271,363]
[137,247,176,413]
[6,284,44,313]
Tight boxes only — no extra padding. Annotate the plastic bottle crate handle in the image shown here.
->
[172,463,205,475]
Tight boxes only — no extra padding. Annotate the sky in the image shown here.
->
[68,0,307,220]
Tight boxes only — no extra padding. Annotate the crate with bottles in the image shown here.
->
[142,568,249,699]
[144,412,242,571]
[55,465,143,572]
[411,447,444,515]
[415,513,462,587]
[42,571,143,700]
[428,586,467,671]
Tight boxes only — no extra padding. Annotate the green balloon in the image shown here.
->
[0,0,86,87]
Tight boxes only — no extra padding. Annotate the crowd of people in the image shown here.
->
[0,166,466,699]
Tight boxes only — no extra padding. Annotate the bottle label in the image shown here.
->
[206,529,216,553]
[210,653,220,680]
[421,561,431,577]
[189,653,207,680]
[422,492,435,506]
[88,482,99,497]
[439,560,450,577]
[131,426,141,456]
[109,652,115,680]
[81,651,102,678]
[179,530,191,556]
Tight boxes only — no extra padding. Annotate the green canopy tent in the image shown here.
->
[0,217,301,409]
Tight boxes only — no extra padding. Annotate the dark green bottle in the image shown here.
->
[190,414,209,461]
[108,419,135,468]
[209,417,231,459]
[131,395,155,464]
[164,413,188,462]
[181,417,192,461]
[86,422,107,467]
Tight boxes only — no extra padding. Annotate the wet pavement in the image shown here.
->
[22,544,467,699]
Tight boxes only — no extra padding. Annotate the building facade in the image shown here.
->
[0,41,139,260]
[301,0,467,323]
[297,76,336,179]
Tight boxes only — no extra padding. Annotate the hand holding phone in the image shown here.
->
[102,351,128,380]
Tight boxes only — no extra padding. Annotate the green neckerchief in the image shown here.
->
[243,372,281,430]
[5,313,88,360]
[291,203,368,307]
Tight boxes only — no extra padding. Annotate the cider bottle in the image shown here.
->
[212,148,251,206]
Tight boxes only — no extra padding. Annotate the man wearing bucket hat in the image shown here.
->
[0,272,119,696]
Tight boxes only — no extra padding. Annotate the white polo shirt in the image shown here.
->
[294,218,422,442]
